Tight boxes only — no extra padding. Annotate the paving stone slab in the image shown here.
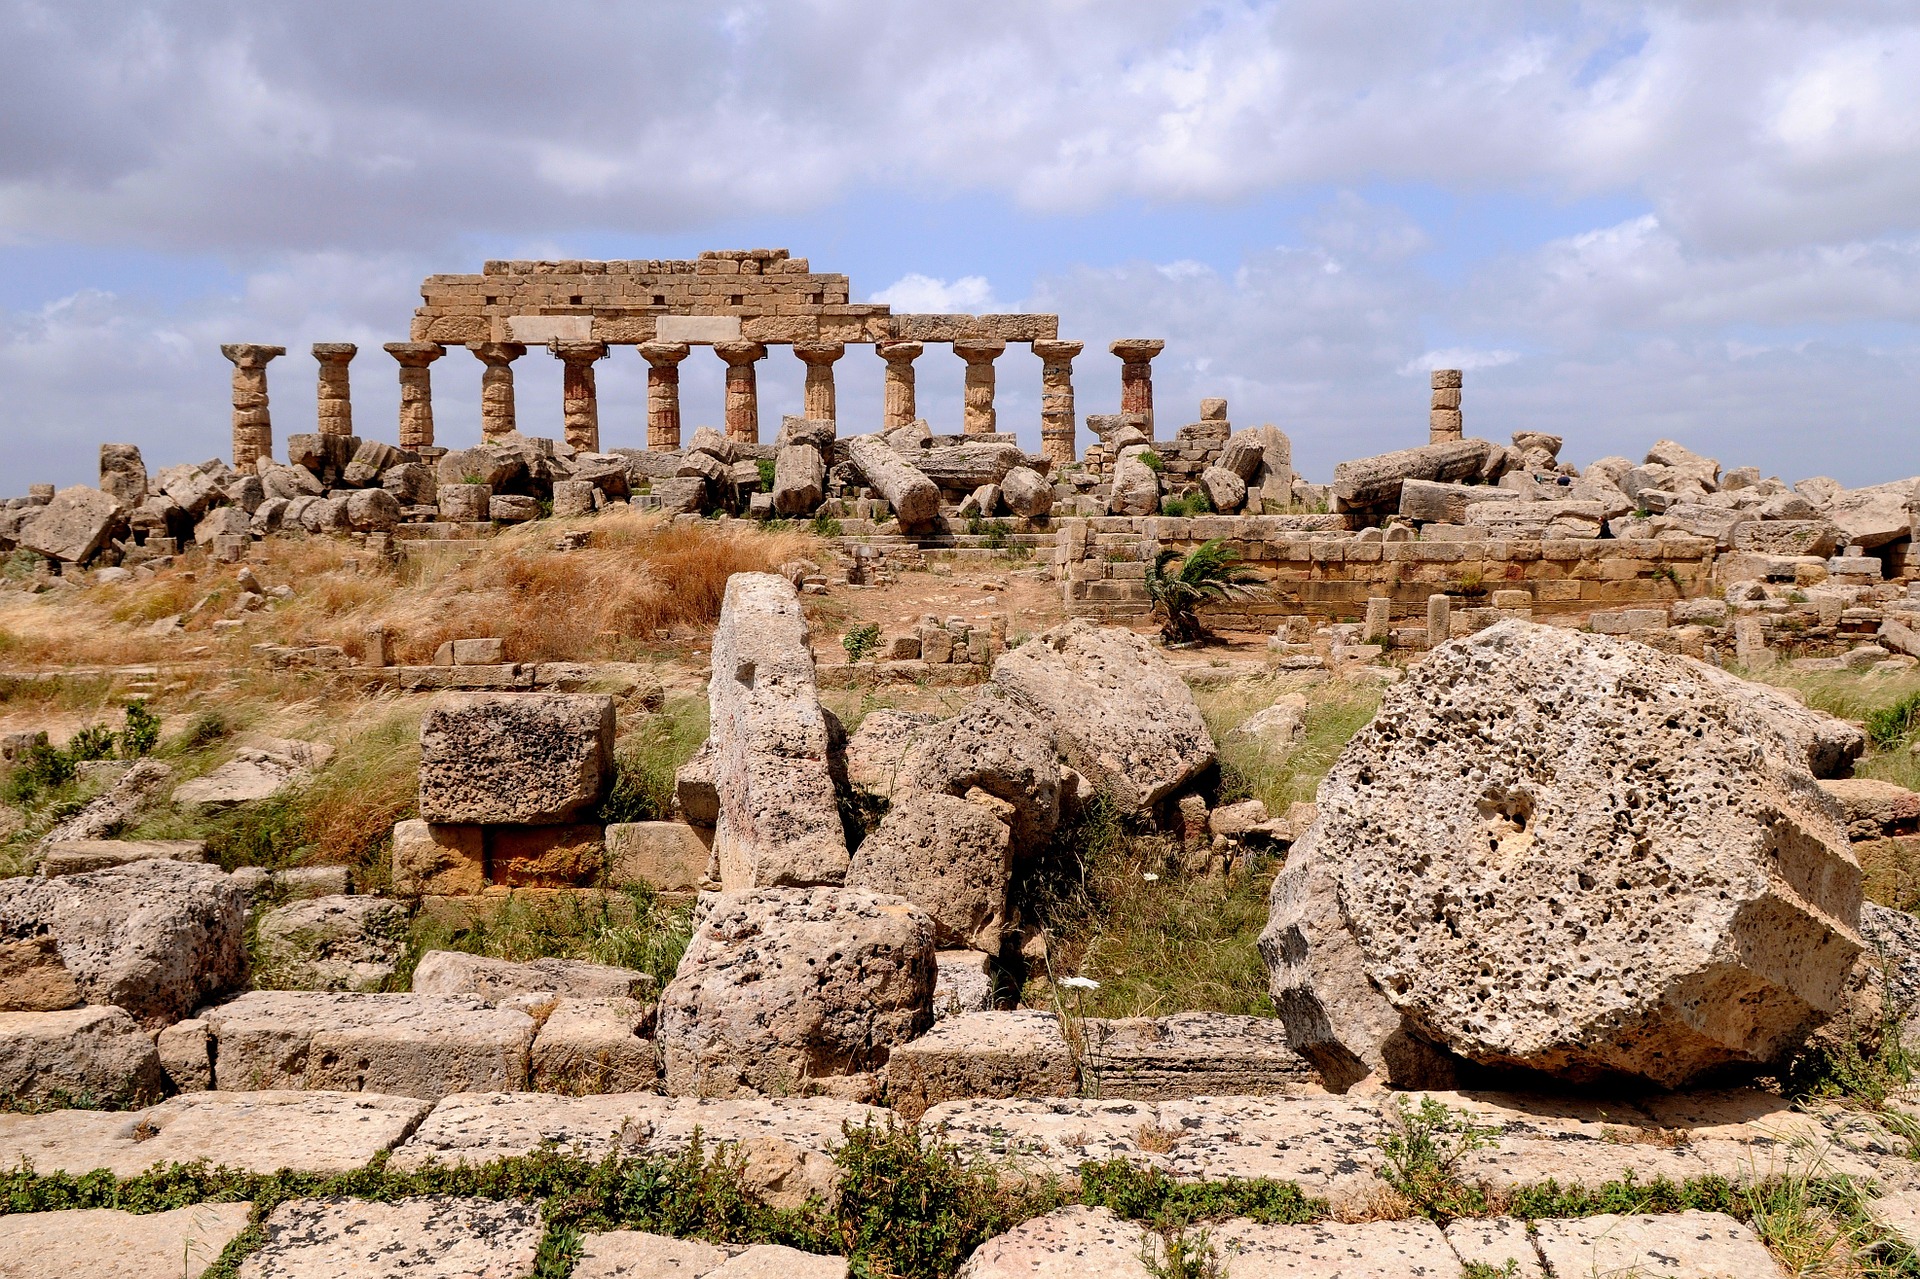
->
[235,1195,542,1279]
[1443,1217,1543,1277]
[390,1091,883,1170]
[1530,1211,1786,1278]
[956,1205,1155,1279]
[574,1232,847,1279]
[0,1090,431,1177]
[0,1203,253,1279]
[1869,1189,1920,1253]
[1081,1012,1312,1099]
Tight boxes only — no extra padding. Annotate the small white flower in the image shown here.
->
[1142,872,1160,882]
[1058,976,1101,990]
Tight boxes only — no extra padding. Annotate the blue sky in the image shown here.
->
[2,1,1918,488]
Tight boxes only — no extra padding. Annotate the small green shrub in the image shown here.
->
[810,514,843,539]
[596,700,709,825]
[1374,1096,1500,1221]
[1138,450,1164,473]
[983,520,1011,550]
[1867,692,1920,752]
[65,724,118,764]
[842,622,882,664]
[755,458,777,490]
[176,711,230,753]
[120,702,161,758]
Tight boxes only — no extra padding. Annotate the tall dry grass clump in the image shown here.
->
[357,511,821,664]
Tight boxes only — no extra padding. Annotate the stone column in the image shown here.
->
[1430,369,1463,444]
[384,342,445,451]
[1110,339,1166,439]
[638,341,691,449]
[220,344,285,469]
[877,341,922,430]
[551,341,610,453]
[954,338,1007,436]
[467,342,526,443]
[1032,339,1083,466]
[715,341,768,444]
[312,343,356,439]
[793,342,845,424]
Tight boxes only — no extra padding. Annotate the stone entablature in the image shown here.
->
[411,248,1059,348]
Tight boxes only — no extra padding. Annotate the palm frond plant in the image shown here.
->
[1143,539,1266,646]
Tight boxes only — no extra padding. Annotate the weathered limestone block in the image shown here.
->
[344,485,403,531]
[0,1204,254,1279]
[999,465,1053,519]
[657,887,934,1097]
[1533,1212,1785,1279]
[1690,659,1866,778]
[846,792,1013,952]
[0,1007,166,1109]
[39,838,206,877]
[1733,519,1841,558]
[254,895,411,992]
[552,479,596,518]
[1332,438,1499,509]
[707,573,848,889]
[171,750,308,812]
[1397,478,1512,523]
[1825,479,1919,548]
[605,821,709,892]
[574,1234,848,1279]
[530,996,658,1093]
[99,444,148,505]
[418,692,615,825]
[1464,499,1606,538]
[437,482,491,522]
[842,709,942,802]
[1080,1012,1312,1098]
[238,1196,544,1279]
[0,860,245,1025]
[847,434,939,531]
[1820,778,1920,840]
[917,441,1026,490]
[1261,619,1864,1089]
[1106,447,1160,516]
[897,687,1060,853]
[886,1010,1075,1120]
[203,991,535,1097]
[390,820,485,897]
[37,758,174,849]
[675,741,720,826]
[771,443,826,516]
[411,950,655,1002]
[18,486,125,563]
[934,949,996,1019]
[1218,432,1264,481]
[1227,694,1308,760]
[1198,465,1247,513]
[992,621,1213,814]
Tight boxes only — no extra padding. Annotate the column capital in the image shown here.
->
[1031,339,1084,361]
[221,344,285,368]
[877,340,924,364]
[1109,338,1165,362]
[548,340,609,363]
[468,341,528,366]
[714,340,768,367]
[384,341,445,367]
[953,337,1008,363]
[638,340,691,368]
[311,342,357,362]
[792,341,846,366]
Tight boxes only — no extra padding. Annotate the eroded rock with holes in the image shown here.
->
[656,886,933,1098]
[1261,619,1864,1090]
[845,792,1013,952]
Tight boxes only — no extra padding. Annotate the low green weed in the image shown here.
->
[1374,1096,1500,1222]
[842,622,882,664]
[596,697,709,824]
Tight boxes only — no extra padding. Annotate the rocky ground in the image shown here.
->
[3,506,1920,1277]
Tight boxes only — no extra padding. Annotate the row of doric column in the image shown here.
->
[219,338,1166,466]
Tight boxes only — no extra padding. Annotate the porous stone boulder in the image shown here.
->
[896,686,1059,852]
[841,709,941,802]
[36,758,174,849]
[886,1009,1076,1119]
[1106,447,1160,516]
[17,486,125,564]
[1261,619,1865,1090]
[657,887,934,1098]
[1198,465,1248,513]
[1332,439,1499,509]
[411,950,655,1002]
[991,621,1213,814]
[254,895,411,992]
[847,434,939,531]
[846,793,1013,952]
[0,1204,253,1279]
[1823,479,1918,549]
[771,444,826,516]
[999,466,1053,520]
[0,1007,167,1109]
[530,997,658,1093]
[707,573,848,889]
[99,444,148,505]
[171,749,308,812]
[0,860,245,1026]
[417,692,615,824]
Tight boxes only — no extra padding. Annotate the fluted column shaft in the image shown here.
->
[1110,338,1166,440]
[793,342,845,424]
[954,338,1006,436]
[220,344,285,469]
[384,342,446,450]
[639,341,691,449]
[468,342,527,443]
[551,341,610,453]
[312,343,356,439]
[715,341,768,444]
[1031,339,1083,466]
[877,341,922,430]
